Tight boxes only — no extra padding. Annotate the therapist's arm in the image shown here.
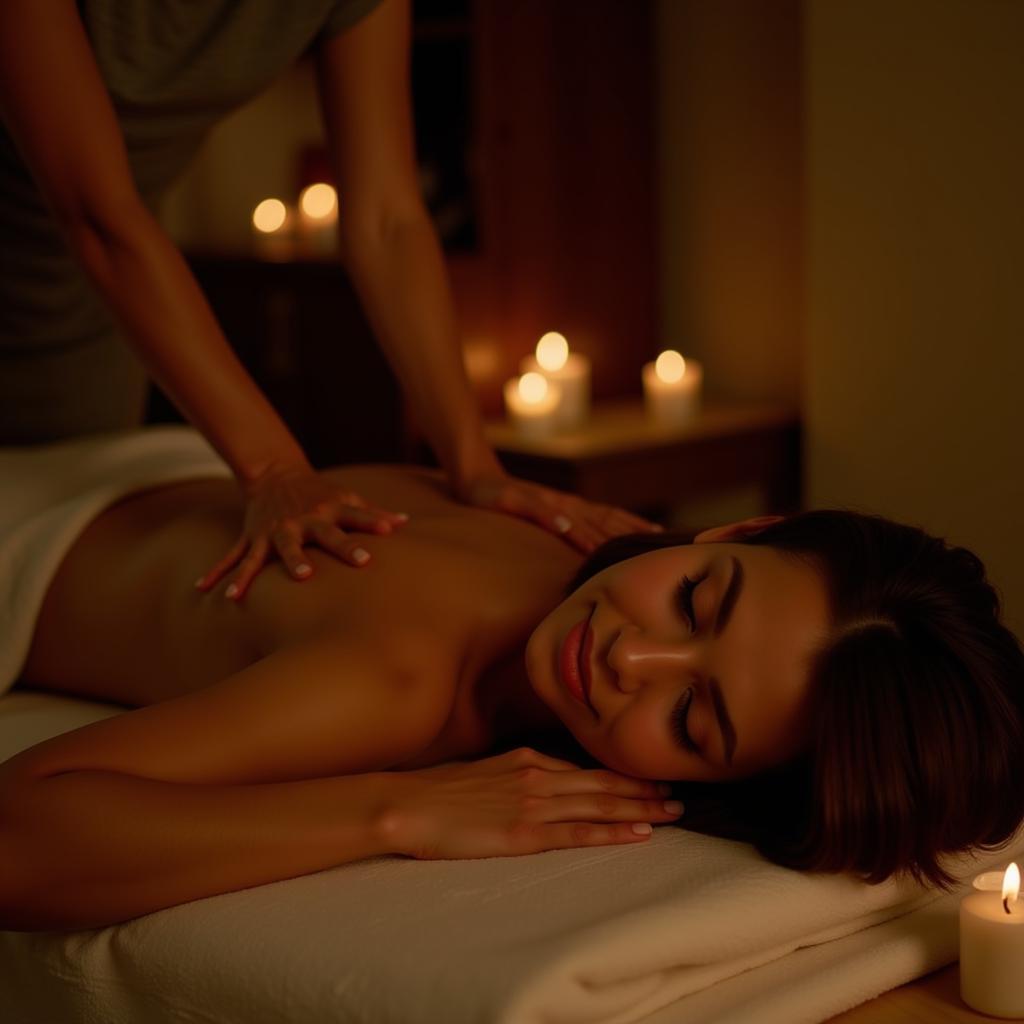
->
[314,0,660,551]
[0,0,406,596]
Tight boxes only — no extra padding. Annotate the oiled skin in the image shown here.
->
[17,465,583,765]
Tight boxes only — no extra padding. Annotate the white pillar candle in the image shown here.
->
[297,182,339,254]
[503,372,562,439]
[520,332,591,430]
[642,350,703,427]
[961,862,1024,1018]
[251,198,295,258]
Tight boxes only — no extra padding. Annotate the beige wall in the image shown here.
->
[804,0,1024,633]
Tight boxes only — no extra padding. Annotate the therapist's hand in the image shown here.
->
[195,466,409,601]
[455,470,662,554]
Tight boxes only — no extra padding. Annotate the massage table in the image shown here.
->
[1,689,1015,1024]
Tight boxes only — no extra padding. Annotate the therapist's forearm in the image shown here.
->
[64,204,309,485]
[340,210,502,485]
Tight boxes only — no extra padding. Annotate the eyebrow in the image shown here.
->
[709,677,737,767]
[713,555,743,637]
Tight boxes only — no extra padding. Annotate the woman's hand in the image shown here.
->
[377,746,684,860]
[195,466,409,601]
[455,471,663,554]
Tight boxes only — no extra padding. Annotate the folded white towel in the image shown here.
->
[0,426,231,693]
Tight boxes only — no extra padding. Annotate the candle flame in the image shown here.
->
[655,350,686,384]
[536,332,569,372]
[518,372,549,405]
[252,198,288,234]
[1003,862,1020,903]
[299,183,338,221]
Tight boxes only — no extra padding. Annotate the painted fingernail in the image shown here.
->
[225,583,239,599]
[554,515,573,534]
[352,547,370,565]
[294,563,312,578]
[632,823,653,835]
[657,783,672,796]
[663,800,684,815]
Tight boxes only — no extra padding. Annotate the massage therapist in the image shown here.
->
[0,0,656,599]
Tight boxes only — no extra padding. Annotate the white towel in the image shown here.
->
[0,426,231,693]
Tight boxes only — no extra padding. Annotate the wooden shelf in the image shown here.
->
[485,399,802,515]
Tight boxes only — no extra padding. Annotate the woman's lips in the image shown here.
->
[560,606,596,710]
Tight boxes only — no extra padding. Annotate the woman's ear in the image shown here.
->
[693,515,786,545]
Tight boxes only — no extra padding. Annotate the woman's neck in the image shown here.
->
[475,647,597,764]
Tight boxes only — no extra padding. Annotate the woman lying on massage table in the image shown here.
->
[1,458,1022,932]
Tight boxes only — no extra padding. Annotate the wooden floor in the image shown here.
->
[826,963,1001,1022]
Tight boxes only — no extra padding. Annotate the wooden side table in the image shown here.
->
[485,399,802,516]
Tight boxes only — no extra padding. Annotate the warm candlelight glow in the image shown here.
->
[536,332,569,372]
[299,183,338,221]
[252,198,288,234]
[655,350,686,384]
[1004,863,1020,904]
[518,372,549,405]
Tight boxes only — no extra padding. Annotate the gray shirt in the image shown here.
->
[0,0,381,440]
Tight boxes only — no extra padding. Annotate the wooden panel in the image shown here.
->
[457,0,657,415]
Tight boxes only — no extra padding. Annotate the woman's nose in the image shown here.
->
[607,625,698,692]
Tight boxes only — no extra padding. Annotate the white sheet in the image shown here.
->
[0,691,1012,1024]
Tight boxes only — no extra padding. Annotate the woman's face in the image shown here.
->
[524,519,832,782]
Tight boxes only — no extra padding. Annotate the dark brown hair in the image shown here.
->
[568,511,1024,891]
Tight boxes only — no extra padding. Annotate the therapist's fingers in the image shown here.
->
[224,538,271,601]
[195,537,247,592]
[307,521,374,567]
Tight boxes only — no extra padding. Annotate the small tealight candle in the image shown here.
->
[503,371,562,439]
[961,862,1024,1018]
[519,332,591,430]
[251,198,295,258]
[298,182,339,253]
[642,350,703,427]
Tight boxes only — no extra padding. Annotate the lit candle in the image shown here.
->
[519,332,591,430]
[641,350,703,427]
[960,862,1024,1018]
[251,198,295,258]
[298,182,339,253]
[503,371,562,438]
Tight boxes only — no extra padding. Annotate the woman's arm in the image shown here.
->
[0,764,396,931]
[0,633,441,930]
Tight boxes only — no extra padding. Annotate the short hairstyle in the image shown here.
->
[568,511,1024,891]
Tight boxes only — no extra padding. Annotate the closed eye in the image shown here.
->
[676,573,707,633]
[670,686,698,753]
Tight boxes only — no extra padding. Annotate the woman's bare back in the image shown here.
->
[19,465,582,726]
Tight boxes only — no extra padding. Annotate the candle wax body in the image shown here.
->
[520,354,591,430]
[253,228,295,260]
[503,378,562,439]
[642,359,703,427]
[960,892,1024,1018]
[298,211,338,254]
